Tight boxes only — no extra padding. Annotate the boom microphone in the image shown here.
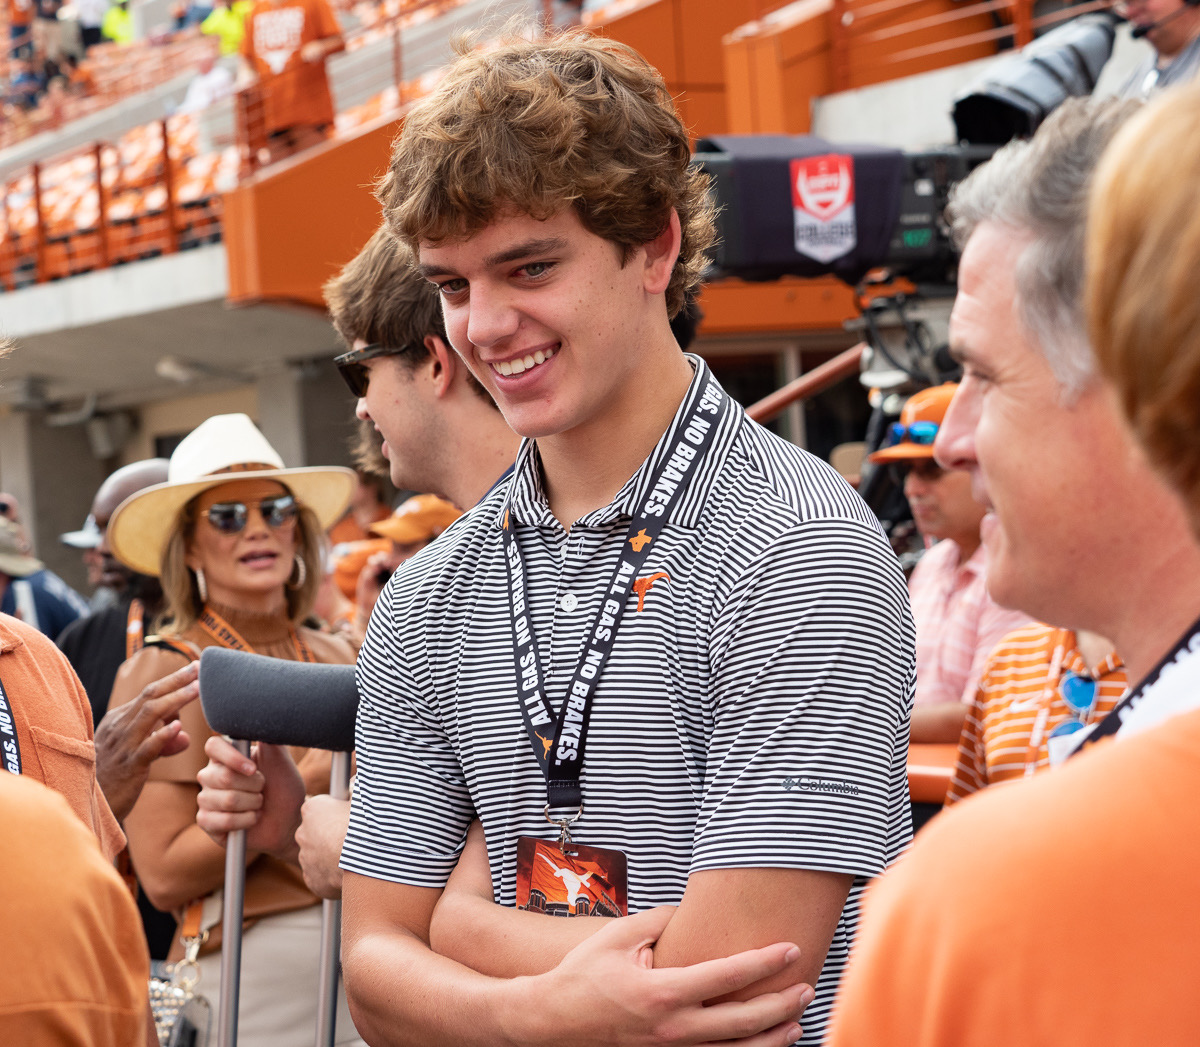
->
[1130,0,1199,39]
[198,647,359,751]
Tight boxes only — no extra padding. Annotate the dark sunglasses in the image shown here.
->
[888,460,945,486]
[334,342,418,398]
[887,420,939,447]
[204,494,299,534]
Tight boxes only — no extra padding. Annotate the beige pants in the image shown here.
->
[195,904,366,1047]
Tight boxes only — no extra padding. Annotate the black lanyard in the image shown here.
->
[501,372,732,814]
[1070,612,1200,757]
[0,674,20,774]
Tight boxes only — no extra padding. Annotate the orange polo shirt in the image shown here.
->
[0,613,124,862]
[241,0,343,134]
[946,624,1126,803]
[0,772,149,1045]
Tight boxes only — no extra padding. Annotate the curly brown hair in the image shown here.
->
[377,31,715,318]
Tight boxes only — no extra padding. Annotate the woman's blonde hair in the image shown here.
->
[1087,83,1200,533]
[157,487,324,635]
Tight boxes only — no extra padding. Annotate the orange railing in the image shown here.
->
[0,114,228,288]
[828,0,1113,91]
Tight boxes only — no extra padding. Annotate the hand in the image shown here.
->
[355,550,401,622]
[95,660,197,823]
[295,795,351,900]
[515,908,814,1047]
[195,736,305,859]
[300,39,328,63]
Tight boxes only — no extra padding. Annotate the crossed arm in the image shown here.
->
[342,868,823,1047]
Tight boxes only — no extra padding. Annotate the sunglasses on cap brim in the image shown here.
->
[334,342,418,399]
[886,420,939,447]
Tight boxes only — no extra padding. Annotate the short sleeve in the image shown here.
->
[339,581,475,887]
[313,0,340,40]
[692,519,913,878]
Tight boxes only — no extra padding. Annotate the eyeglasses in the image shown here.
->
[203,494,299,534]
[887,420,939,447]
[1047,671,1099,739]
[888,459,945,486]
[334,342,417,398]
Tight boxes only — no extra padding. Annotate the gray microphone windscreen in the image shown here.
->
[199,647,358,752]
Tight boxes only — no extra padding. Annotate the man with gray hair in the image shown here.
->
[827,96,1200,1043]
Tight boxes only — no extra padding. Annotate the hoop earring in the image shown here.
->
[194,566,208,605]
[287,554,307,591]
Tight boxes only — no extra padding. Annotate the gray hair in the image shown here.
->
[947,97,1142,399]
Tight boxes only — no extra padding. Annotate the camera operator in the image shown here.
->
[1117,0,1200,96]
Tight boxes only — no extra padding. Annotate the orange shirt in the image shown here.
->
[829,707,1200,1047]
[9,0,33,28]
[945,624,1126,803]
[0,772,149,1045]
[241,0,343,133]
[0,613,124,862]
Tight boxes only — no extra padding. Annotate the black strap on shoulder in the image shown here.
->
[142,636,201,663]
[0,673,20,774]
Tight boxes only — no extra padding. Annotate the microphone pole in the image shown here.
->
[219,738,251,1047]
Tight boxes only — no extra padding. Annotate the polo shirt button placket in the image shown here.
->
[559,593,578,613]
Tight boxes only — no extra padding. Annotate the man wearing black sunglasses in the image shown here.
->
[197,224,521,905]
[327,225,520,510]
[869,383,1030,744]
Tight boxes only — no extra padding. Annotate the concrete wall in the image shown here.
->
[0,410,109,595]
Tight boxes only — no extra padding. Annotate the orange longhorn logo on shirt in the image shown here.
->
[632,572,670,612]
[629,529,652,552]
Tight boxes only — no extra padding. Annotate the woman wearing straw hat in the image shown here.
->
[106,413,367,1046]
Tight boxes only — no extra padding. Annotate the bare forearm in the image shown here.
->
[910,702,969,744]
[650,868,852,1000]
[345,926,533,1047]
[431,893,610,976]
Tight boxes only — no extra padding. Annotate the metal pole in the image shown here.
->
[219,738,252,1047]
[746,343,865,424]
[31,162,46,284]
[314,751,352,1047]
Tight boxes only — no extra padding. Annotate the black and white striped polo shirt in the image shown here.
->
[342,355,915,1044]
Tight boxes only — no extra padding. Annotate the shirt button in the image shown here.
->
[559,593,578,613]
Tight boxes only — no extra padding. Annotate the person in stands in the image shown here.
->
[868,382,1031,743]
[106,412,366,1046]
[238,0,343,161]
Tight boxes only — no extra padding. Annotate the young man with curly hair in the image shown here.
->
[338,32,914,1047]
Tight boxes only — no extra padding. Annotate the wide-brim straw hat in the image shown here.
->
[109,413,356,577]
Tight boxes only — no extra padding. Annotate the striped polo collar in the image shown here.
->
[500,354,740,532]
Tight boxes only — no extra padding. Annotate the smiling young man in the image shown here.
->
[339,32,914,1047]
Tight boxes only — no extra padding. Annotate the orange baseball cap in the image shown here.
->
[868,382,958,463]
[370,494,462,545]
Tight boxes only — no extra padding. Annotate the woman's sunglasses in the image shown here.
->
[204,494,299,534]
[334,342,419,398]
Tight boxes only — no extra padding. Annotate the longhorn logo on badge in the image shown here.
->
[629,529,652,552]
[632,572,670,612]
